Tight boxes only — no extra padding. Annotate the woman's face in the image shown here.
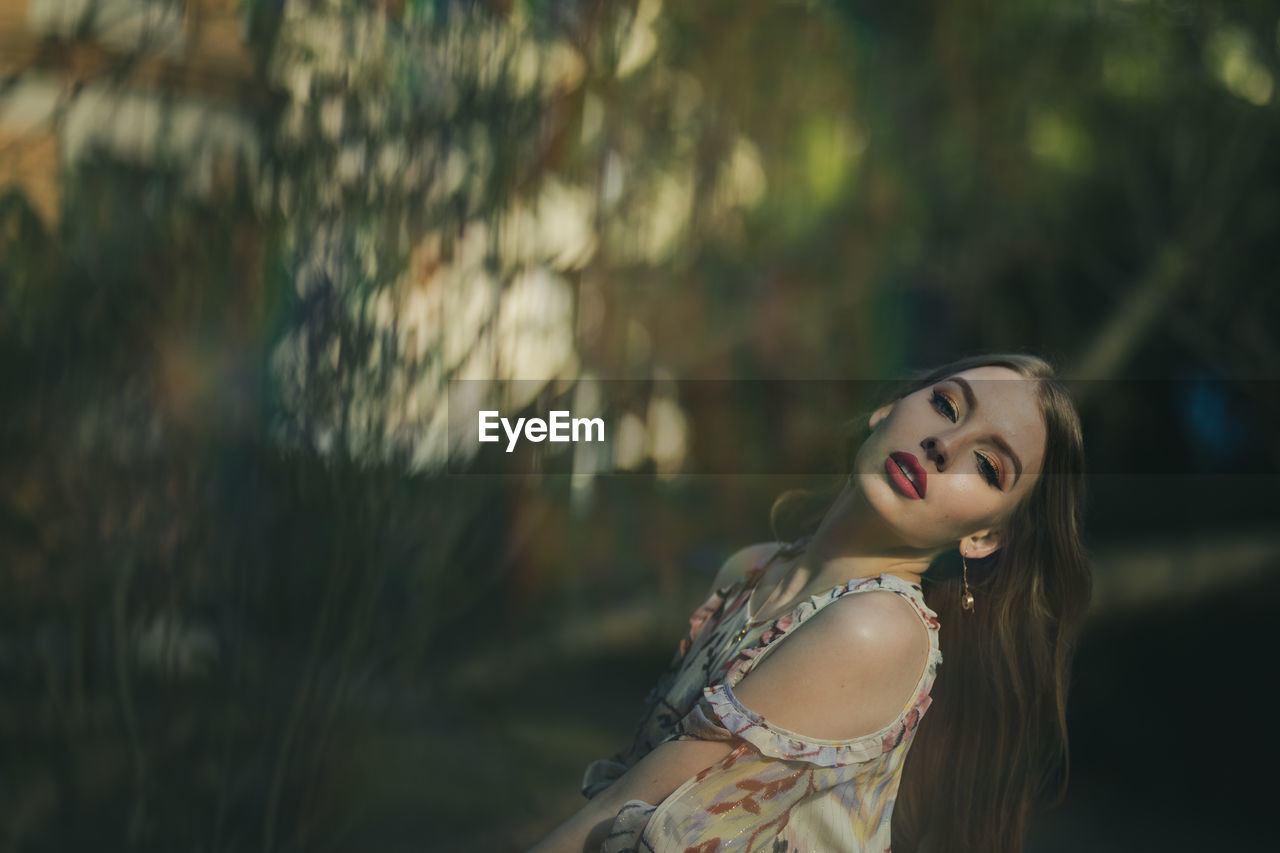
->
[849,365,1048,556]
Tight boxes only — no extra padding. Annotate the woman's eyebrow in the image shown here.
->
[949,376,1024,487]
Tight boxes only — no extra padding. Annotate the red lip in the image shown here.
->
[887,452,927,499]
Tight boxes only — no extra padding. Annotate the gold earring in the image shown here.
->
[961,554,975,612]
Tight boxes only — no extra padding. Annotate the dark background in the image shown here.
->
[2,0,1277,850]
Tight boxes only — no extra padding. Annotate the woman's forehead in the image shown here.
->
[956,365,1025,383]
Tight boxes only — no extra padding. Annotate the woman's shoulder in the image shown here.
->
[817,585,936,653]
[708,585,937,745]
[706,541,783,596]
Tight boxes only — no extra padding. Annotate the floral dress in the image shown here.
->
[580,536,943,852]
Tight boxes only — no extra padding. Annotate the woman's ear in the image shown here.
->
[961,529,1003,561]
[868,401,895,431]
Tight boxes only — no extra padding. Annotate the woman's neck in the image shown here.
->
[792,486,936,591]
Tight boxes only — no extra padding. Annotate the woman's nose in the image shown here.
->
[921,437,948,470]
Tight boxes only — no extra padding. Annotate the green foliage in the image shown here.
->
[3,0,1279,848]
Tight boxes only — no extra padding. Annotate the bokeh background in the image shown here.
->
[2,0,1278,850]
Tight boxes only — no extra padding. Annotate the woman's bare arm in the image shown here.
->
[525,738,736,853]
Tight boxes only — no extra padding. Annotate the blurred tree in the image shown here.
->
[2,0,1279,849]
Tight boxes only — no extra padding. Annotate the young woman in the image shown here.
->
[528,353,1091,852]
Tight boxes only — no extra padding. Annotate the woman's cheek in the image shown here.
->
[939,478,997,521]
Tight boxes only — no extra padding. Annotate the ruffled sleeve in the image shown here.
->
[668,692,736,745]
[581,756,628,800]
[691,681,902,766]
[598,800,657,853]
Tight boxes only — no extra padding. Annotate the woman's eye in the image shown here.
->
[976,453,1002,489]
[930,390,958,422]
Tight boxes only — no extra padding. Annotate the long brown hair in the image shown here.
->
[771,353,1092,853]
